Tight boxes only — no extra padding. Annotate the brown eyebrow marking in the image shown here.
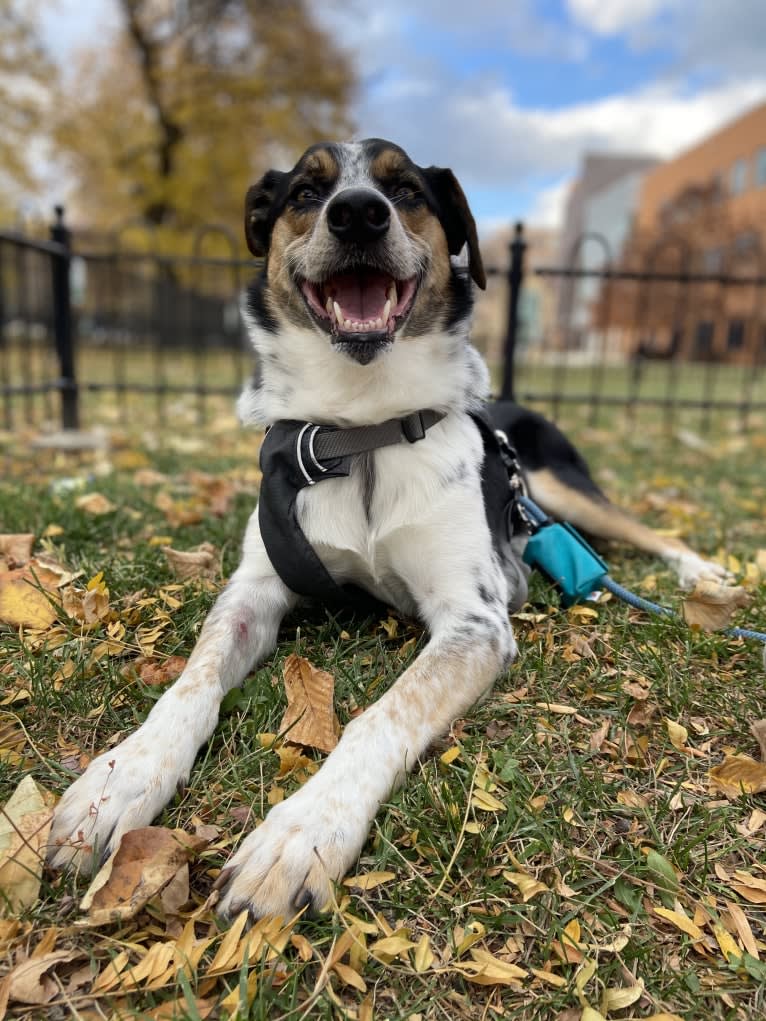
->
[371,147,410,180]
[303,147,340,180]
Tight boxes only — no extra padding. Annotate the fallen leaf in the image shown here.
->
[279,654,339,754]
[653,906,704,941]
[75,492,116,515]
[333,962,367,992]
[725,900,759,959]
[665,718,688,752]
[6,950,81,1005]
[471,788,506,813]
[713,922,740,962]
[79,826,209,925]
[0,534,34,566]
[0,566,57,629]
[682,580,750,632]
[0,776,53,913]
[344,870,396,891]
[161,543,219,581]
[137,656,188,687]
[709,755,766,797]
[602,980,644,1012]
[503,871,549,901]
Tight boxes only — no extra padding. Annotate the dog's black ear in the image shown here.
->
[422,167,486,290]
[244,170,287,257]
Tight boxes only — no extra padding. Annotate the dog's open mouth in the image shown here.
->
[300,270,418,339]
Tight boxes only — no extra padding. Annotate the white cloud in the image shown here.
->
[565,0,669,35]
[528,178,572,229]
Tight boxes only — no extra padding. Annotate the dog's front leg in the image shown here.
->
[215,512,516,920]
[48,517,296,871]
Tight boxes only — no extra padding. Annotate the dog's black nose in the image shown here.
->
[326,188,390,244]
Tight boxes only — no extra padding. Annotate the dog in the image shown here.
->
[48,138,730,920]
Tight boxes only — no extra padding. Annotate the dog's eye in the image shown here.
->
[393,185,416,201]
[292,186,320,206]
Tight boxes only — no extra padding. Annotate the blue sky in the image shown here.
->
[42,0,766,232]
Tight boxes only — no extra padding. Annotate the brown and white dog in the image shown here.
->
[49,139,729,920]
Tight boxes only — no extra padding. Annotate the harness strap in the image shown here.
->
[306,410,444,466]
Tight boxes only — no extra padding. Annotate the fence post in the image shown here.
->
[499,221,526,401]
[50,205,79,429]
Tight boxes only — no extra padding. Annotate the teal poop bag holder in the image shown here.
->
[522,520,608,607]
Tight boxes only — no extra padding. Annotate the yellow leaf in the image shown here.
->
[0,776,53,913]
[653,906,705,941]
[581,1009,607,1021]
[333,962,367,992]
[535,702,578,715]
[724,900,759,959]
[471,788,505,812]
[0,565,58,629]
[644,1015,685,1021]
[414,934,434,973]
[369,933,416,957]
[665,718,688,751]
[682,580,749,632]
[709,755,766,796]
[530,967,567,988]
[565,919,582,948]
[279,654,340,754]
[503,871,549,902]
[574,957,597,1004]
[206,910,250,974]
[440,745,461,765]
[602,979,644,1011]
[713,922,741,963]
[344,870,396,891]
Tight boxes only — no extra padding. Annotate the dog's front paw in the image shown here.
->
[48,729,187,872]
[214,789,369,921]
[675,553,734,590]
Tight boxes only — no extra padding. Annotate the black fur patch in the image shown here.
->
[246,274,279,335]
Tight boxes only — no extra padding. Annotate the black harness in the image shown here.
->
[258,405,527,603]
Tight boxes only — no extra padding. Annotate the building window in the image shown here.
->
[757,147,766,188]
[695,321,715,358]
[730,158,748,195]
[703,247,723,273]
[727,320,745,351]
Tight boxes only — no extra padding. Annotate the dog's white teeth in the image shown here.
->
[374,317,382,329]
[333,301,343,325]
[382,299,391,324]
[326,297,334,318]
[388,284,397,307]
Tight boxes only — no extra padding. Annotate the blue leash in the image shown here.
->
[517,495,766,645]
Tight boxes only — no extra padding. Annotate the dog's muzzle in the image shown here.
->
[297,188,420,365]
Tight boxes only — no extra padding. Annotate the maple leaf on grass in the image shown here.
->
[279,653,340,754]
[681,579,750,632]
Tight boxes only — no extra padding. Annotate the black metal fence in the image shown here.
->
[2,210,766,433]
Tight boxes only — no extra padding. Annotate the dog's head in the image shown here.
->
[244,139,485,366]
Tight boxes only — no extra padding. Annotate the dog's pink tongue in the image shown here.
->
[331,272,388,321]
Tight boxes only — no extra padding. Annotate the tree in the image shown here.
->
[52,0,355,248]
[0,1,54,215]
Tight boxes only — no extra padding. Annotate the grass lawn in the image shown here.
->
[0,393,765,1020]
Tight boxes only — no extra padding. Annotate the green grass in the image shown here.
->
[1,396,765,1020]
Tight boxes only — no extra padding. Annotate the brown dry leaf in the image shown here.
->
[503,870,549,901]
[79,826,209,925]
[616,789,650,810]
[750,719,766,760]
[455,948,528,986]
[708,755,766,797]
[6,950,81,1006]
[161,543,219,581]
[61,573,111,625]
[0,776,53,914]
[0,534,34,566]
[681,580,750,632]
[279,654,339,754]
[601,980,644,1012]
[75,492,116,515]
[137,656,188,687]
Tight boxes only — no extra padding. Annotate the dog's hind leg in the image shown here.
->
[526,466,731,589]
[48,511,297,872]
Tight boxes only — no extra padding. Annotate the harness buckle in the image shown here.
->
[401,411,426,443]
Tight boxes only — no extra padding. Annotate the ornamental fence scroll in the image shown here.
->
[1,210,765,433]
